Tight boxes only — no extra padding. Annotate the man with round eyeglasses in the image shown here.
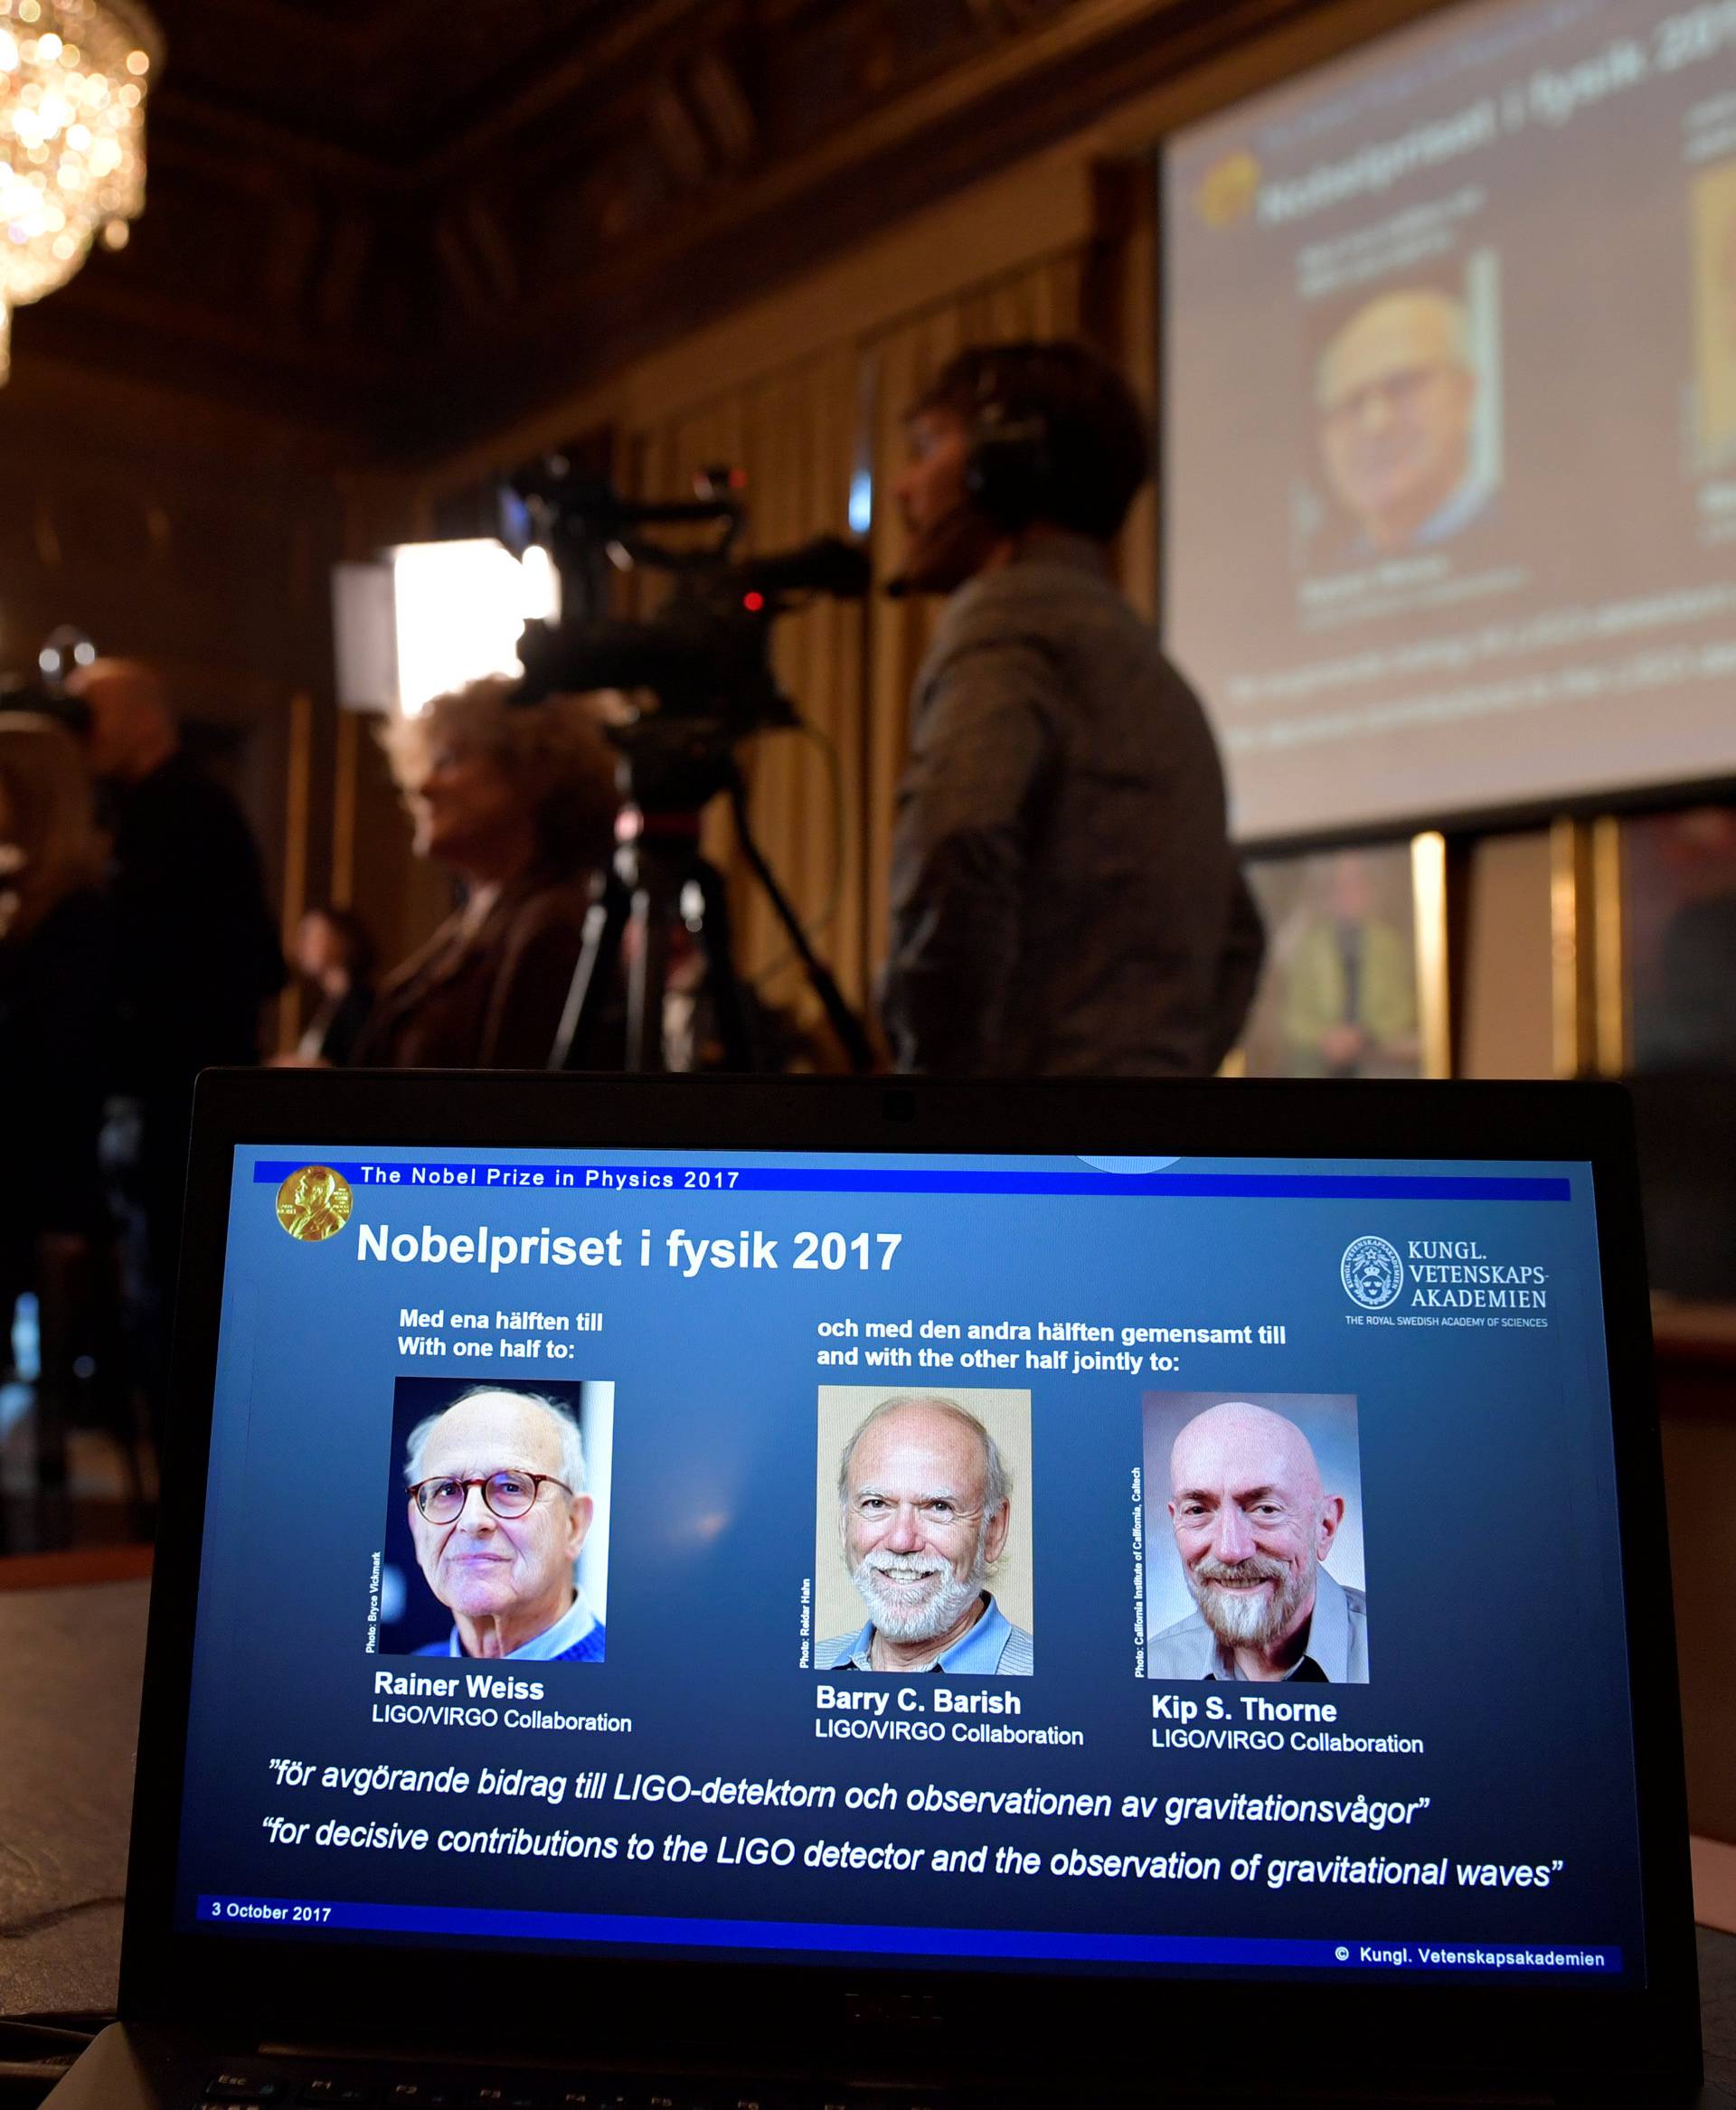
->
[405,1386,605,1662]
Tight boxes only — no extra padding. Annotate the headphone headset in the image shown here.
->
[962,359,1057,532]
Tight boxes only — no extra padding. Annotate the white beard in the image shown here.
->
[853,1550,985,1644]
[1188,1552,1315,1651]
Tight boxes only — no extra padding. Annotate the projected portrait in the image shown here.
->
[1692,161,1736,466]
[1239,845,1426,1079]
[1308,259,1503,563]
[373,1375,613,1663]
[1143,1391,1368,1684]
[813,1386,1033,1675]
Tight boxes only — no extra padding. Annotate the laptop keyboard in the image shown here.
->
[198,2073,945,2110]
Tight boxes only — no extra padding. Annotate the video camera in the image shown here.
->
[500,457,876,1074]
[500,459,870,812]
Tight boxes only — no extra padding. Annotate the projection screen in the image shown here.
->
[1164,0,1736,843]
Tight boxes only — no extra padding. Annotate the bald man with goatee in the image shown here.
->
[1148,1400,1369,1682]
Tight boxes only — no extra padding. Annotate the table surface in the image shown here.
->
[0,1579,146,2018]
[1,1579,1731,2099]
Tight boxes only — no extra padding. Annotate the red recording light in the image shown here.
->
[743,590,766,612]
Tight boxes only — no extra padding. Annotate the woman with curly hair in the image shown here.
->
[354,678,619,1069]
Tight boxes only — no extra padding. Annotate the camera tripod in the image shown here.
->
[549,741,873,1076]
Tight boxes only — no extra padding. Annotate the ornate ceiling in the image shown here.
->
[12,0,1322,455]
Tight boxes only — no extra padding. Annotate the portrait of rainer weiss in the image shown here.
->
[403,1385,606,1663]
[1316,286,1495,560]
[1147,1397,1368,1683]
[816,1391,1033,1675]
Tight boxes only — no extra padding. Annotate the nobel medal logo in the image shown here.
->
[1341,1235,1403,1310]
[276,1165,354,1242]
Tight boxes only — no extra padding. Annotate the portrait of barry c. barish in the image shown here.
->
[816,1393,1033,1676]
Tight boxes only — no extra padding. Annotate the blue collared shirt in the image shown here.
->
[417,1584,605,1663]
[816,1592,1033,1675]
[1146,1568,1368,1683]
[1343,470,1497,563]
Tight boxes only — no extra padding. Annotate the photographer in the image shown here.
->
[881,340,1263,1077]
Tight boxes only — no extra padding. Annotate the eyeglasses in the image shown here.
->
[408,1469,572,1524]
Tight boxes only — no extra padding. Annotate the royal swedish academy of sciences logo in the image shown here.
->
[1341,1235,1404,1310]
[276,1165,354,1243]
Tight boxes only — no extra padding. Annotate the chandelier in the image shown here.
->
[0,0,161,381]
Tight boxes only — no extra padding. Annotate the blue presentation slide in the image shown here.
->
[177,1144,1641,1983]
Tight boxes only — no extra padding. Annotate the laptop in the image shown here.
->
[44,1069,1706,2105]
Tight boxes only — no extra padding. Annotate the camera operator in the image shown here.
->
[881,340,1263,1077]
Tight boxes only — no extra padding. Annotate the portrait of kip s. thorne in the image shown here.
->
[374,1375,614,1663]
[1143,1390,1368,1684]
[813,1386,1034,1676]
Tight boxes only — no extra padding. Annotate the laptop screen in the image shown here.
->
[173,1136,1643,1987]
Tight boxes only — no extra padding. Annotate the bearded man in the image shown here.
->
[1149,1399,1369,1682]
[816,1394,1033,1676]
